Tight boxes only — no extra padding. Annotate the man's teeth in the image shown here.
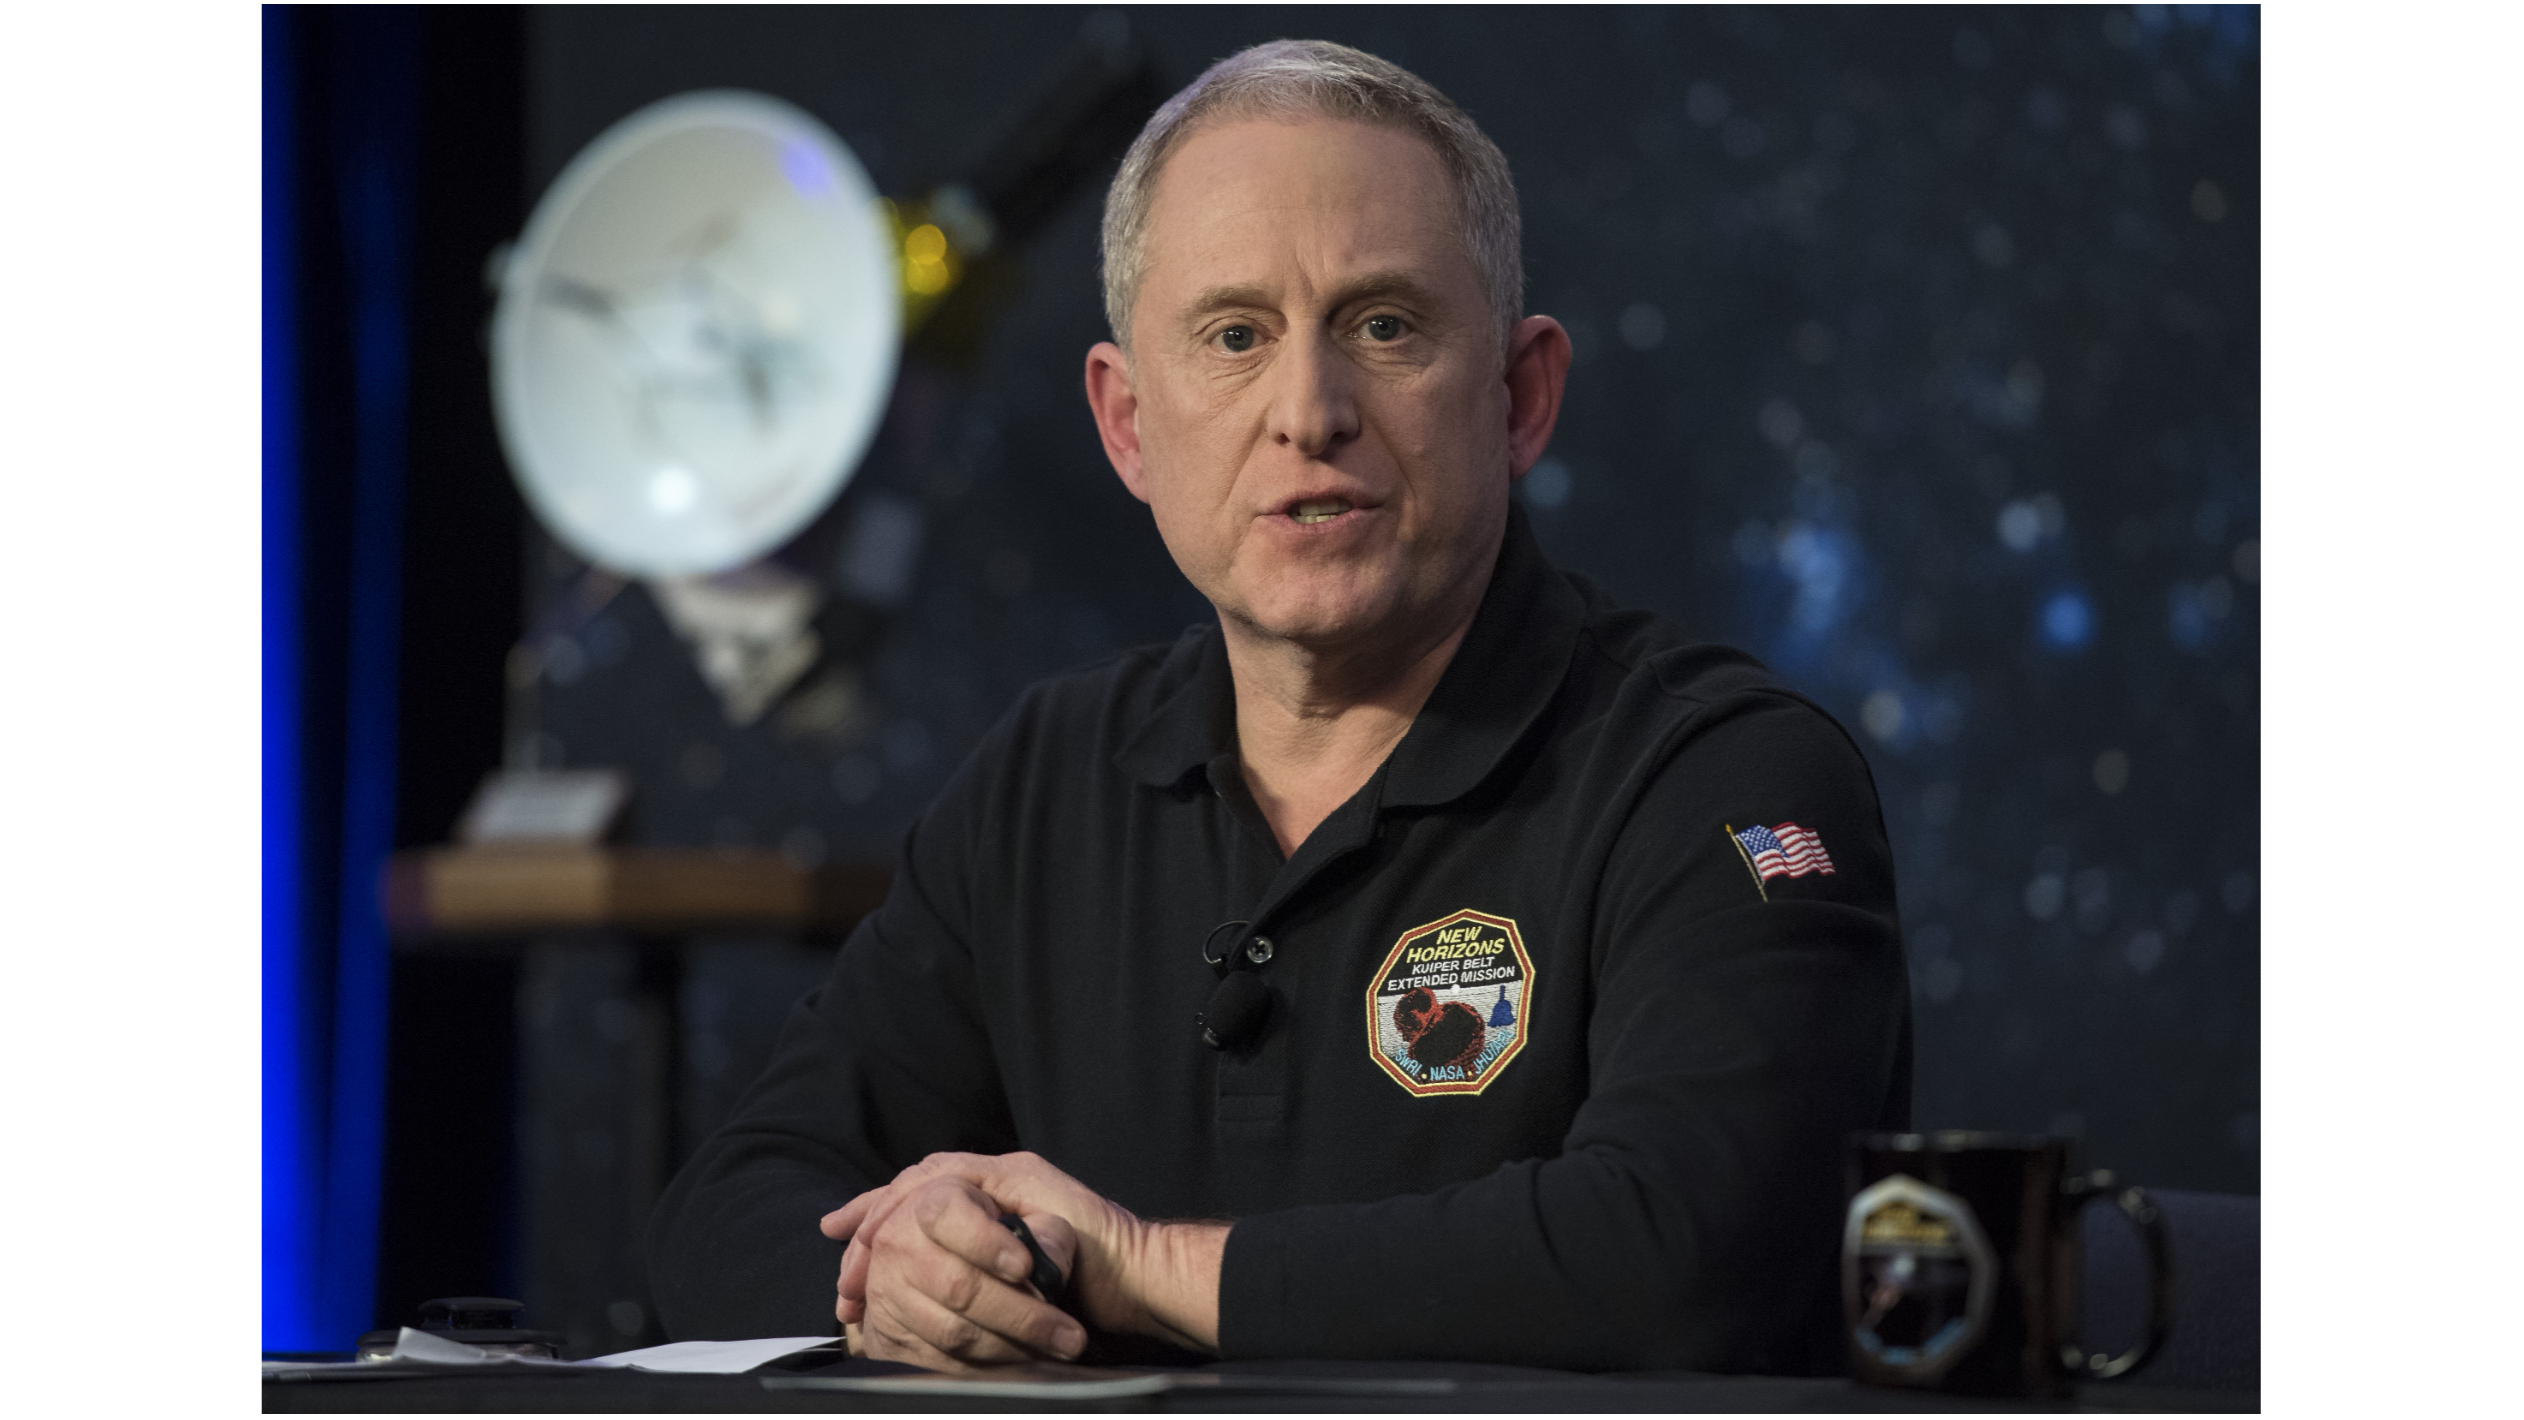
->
[1290,499,1353,524]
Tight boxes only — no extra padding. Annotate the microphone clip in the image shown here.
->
[1197,919,1273,1050]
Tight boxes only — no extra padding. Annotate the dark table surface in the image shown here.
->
[264,1355,2258,1413]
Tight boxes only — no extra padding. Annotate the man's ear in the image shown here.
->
[1502,316,1572,479]
[1084,341,1150,504]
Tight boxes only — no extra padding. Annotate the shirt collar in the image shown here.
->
[1113,504,1588,809]
[1379,503,1588,809]
[1113,613,1239,792]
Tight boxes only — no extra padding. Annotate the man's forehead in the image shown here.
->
[1183,269,1445,320]
[1138,116,1473,308]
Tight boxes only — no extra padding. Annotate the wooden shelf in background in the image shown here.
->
[383,847,890,940]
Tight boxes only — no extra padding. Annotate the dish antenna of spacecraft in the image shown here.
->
[490,90,900,580]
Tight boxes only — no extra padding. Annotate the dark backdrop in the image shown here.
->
[487,1,2255,1289]
[371,5,530,1338]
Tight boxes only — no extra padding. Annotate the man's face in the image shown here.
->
[1100,117,1525,651]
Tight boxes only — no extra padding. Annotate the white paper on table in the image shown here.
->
[579,1336,845,1374]
[264,1329,843,1377]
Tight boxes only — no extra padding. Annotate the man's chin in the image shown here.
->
[1221,589,1403,650]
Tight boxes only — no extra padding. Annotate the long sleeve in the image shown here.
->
[1215,697,1911,1372]
[646,781,1022,1341]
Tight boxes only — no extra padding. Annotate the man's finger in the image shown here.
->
[912,1179,1039,1289]
[899,1150,1104,1239]
[867,1275,1038,1369]
[836,1186,924,1302]
[837,1219,877,1302]
[820,1191,879,1241]
[848,1177,1087,1361]
[900,1197,1086,1357]
[823,1152,968,1240]
[824,1171,922,1240]
[833,1154,1102,1323]
[899,1179,1088,1353]
[860,1293,988,1373]
[895,1246,1085,1363]
[844,1159,971,1245]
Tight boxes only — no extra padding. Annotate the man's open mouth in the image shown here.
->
[1289,498,1353,525]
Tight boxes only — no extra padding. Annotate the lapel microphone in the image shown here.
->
[1199,970,1272,1051]
[1198,919,1273,1050]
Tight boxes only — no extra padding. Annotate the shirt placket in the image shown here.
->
[1203,752,1389,1137]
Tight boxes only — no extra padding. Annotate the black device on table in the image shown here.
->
[353,1296,564,1362]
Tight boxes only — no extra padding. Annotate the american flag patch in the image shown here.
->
[1730,822,1835,884]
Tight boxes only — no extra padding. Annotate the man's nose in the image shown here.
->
[1263,328,1359,458]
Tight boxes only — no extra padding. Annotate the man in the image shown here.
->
[649,39,1909,1374]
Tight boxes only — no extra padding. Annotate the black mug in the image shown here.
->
[1843,1132,2172,1396]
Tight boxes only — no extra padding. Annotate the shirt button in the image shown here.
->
[1244,936,1275,965]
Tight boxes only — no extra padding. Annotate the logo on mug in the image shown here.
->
[1844,1174,1997,1382]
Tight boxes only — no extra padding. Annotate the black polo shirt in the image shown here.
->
[648,506,1911,1373]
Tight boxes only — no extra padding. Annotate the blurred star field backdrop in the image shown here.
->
[271,5,2256,1353]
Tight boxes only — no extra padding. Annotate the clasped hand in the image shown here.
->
[818,1150,1225,1371]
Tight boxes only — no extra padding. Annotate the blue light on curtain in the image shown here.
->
[261,1,313,1350]
[264,4,418,1352]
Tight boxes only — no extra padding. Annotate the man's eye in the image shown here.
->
[1218,325,1256,353]
[1363,314,1404,342]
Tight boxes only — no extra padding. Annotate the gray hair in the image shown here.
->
[1098,39,1524,357]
